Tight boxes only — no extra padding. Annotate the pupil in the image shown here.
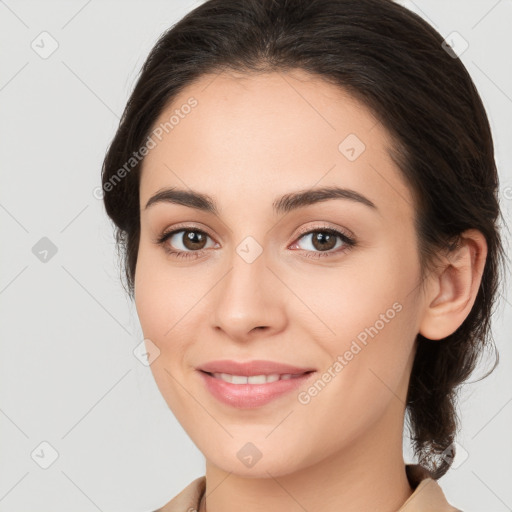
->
[184,231,206,250]
[313,232,336,251]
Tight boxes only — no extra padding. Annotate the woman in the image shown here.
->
[101,0,506,510]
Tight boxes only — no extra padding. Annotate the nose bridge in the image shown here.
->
[211,234,285,337]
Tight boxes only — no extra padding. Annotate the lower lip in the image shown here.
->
[198,371,316,408]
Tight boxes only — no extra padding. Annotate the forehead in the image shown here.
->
[139,69,414,221]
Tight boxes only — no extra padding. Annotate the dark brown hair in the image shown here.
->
[101,0,507,478]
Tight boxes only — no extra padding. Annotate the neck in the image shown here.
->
[200,402,414,512]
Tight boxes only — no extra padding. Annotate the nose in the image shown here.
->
[210,246,287,342]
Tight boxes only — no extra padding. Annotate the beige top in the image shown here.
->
[154,464,462,511]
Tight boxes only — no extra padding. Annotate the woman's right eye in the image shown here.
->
[156,228,217,259]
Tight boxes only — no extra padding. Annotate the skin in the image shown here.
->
[134,69,487,512]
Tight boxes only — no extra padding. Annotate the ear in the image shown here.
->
[419,229,488,340]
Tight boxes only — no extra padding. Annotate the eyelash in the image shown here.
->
[154,225,356,260]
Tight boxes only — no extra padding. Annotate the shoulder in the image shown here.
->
[152,476,206,512]
[399,464,462,512]
[151,467,463,512]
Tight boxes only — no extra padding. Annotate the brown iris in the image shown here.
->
[310,231,337,251]
[181,230,208,250]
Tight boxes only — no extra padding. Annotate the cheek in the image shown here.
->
[295,243,419,343]
[134,248,187,384]
[134,244,212,371]
[134,256,195,416]
[134,242,186,338]
[292,244,420,409]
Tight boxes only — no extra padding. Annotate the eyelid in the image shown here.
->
[155,221,354,245]
[152,222,216,244]
[155,221,356,259]
[293,222,355,241]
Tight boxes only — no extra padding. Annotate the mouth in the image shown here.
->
[200,370,315,385]
[196,362,317,408]
[197,359,316,377]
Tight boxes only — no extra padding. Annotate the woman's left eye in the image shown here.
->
[291,228,356,258]
[155,227,356,260]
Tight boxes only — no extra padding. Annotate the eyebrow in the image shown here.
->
[143,186,377,215]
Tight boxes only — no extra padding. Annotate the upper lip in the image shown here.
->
[198,360,316,376]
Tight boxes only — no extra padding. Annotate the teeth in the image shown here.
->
[212,372,297,384]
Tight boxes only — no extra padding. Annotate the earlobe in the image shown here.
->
[419,229,487,340]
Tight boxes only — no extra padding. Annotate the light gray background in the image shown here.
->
[0,1,511,511]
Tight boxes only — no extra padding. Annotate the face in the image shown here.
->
[135,69,426,478]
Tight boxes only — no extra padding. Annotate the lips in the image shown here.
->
[198,367,317,408]
[197,359,316,377]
